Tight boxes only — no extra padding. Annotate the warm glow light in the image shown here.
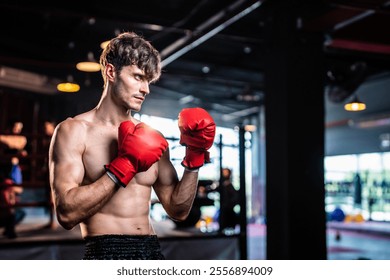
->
[76,61,101,72]
[76,52,101,72]
[244,124,257,132]
[344,101,366,111]
[344,95,366,112]
[100,40,110,49]
[57,82,80,93]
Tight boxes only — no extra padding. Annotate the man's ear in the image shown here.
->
[105,63,116,82]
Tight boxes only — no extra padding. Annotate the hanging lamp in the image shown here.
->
[344,95,366,111]
[76,52,101,72]
[57,75,80,93]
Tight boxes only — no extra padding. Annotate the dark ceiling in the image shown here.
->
[0,0,390,156]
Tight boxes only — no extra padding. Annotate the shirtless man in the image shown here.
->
[48,32,216,260]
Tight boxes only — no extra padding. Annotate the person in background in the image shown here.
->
[0,119,27,238]
[0,119,28,156]
[0,178,25,238]
[0,119,28,181]
[217,168,240,233]
[48,31,216,259]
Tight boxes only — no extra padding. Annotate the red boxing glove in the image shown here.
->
[178,107,216,169]
[105,121,168,187]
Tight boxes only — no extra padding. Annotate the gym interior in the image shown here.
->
[1,0,390,260]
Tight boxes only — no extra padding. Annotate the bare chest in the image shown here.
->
[81,126,158,186]
[82,126,117,182]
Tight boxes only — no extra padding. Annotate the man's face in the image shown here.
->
[113,65,150,112]
[222,168,231,179]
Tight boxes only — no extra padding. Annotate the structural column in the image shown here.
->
[263,1,327,259]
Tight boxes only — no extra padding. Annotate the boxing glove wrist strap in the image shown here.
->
[106,170,122,187]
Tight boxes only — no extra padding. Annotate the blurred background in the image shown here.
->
[1,0,390,260]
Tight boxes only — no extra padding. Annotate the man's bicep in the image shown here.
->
[52,157,85,191]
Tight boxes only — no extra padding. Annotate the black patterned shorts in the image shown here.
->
[83,234,165,260]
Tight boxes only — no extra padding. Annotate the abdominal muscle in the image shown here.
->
[80,170,158,238]
[80,212,155,238]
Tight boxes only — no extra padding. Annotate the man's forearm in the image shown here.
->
[55,174,118,229]
[167,170,199,221]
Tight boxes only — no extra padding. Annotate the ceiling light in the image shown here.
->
[57,75,80,93]
[202,66,210,74]
[87,17,96,25]
[76,52,101,72]
[244,124,257,132]
[101,29,120,49]
[243,46,252,54]
[100,40,110,49]
[344,95,366,112]
[380,133,390,150]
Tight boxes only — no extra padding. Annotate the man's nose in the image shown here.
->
[140,81,150,94]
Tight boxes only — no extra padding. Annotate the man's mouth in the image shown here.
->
[134,96,144,102]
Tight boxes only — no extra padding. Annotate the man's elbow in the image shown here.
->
[56,211,78,230]
[168,210,189,222]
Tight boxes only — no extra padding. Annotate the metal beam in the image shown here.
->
[161,0,263,67]
[325,38,390,55]
[222,106,260,121]
[332,9,375,31]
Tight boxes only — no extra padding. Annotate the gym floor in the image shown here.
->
[1,211,389,260]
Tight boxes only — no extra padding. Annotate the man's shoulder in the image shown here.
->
[54,116,92,141]
[58,111,95,130]
[57,117,86,130]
